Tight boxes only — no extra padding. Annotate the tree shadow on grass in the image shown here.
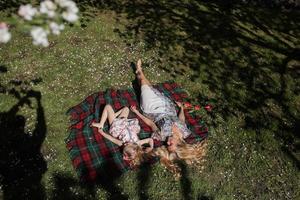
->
[130,61,142,106]
[51,172,96,200]
[95,162,129,200]
[51,164,129,200]
[177,161,214,200]
[197,194,214,200]
[178,161,192,200]
[137,163,151,200]
[0,66,47,199]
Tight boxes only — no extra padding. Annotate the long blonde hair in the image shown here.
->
[154,139,208,178]
[124,144,151,168]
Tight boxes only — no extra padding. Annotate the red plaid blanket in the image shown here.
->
[66,82,208,182]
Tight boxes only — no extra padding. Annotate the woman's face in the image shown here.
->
[167,124,183,152]
[167,136,178,152]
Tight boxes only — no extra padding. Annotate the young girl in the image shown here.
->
[91,104,153,166]
[132,59,207,177]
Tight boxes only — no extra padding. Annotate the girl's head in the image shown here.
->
[123,143,150,167]
[123,143,139,161]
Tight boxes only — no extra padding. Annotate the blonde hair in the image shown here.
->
[123,144,150,168]
[154,139,208,178]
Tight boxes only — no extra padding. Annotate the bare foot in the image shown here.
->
[136,59,142,74]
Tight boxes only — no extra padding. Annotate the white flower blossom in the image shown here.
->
[30,27,49,47]
[55,0,68,7]
[62,11,78,23]
[56,0,79,23]
[49,22,64,35]
[56,0,78,12]
[0,23,11,43]
[66,2,78,14]
[18,4,38,21]
[1,1,79,46]
[40,0,57,18]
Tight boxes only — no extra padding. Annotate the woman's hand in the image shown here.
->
[175,101,184,108]
[130,105,138,113]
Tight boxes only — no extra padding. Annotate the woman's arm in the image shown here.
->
[176,102,185,123]
[98,129,123,146]
[130,106,158,131]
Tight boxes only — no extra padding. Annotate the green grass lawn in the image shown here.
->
[0,1,299,199]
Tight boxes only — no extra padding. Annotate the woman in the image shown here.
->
[132,59,207,176]
[91,104,153,166]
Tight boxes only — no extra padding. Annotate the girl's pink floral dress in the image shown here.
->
[109,118,141,144]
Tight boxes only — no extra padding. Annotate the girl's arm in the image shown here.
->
[137,138,154,151]
[98,129,123,146]
[137,138,153,149]
[130,106,158,131]
[176,102,185,123]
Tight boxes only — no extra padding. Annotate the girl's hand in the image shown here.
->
[130,105,138,113]
[144,147,153,153]
[91,122,103,129]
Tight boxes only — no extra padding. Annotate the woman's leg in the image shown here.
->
[135,59,151,86]
[136,59,168,114]
[92,105,116,128]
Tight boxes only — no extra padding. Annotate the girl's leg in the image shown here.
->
[117,107,129,119]
[92,105,116,128]
[135,59,151,86]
